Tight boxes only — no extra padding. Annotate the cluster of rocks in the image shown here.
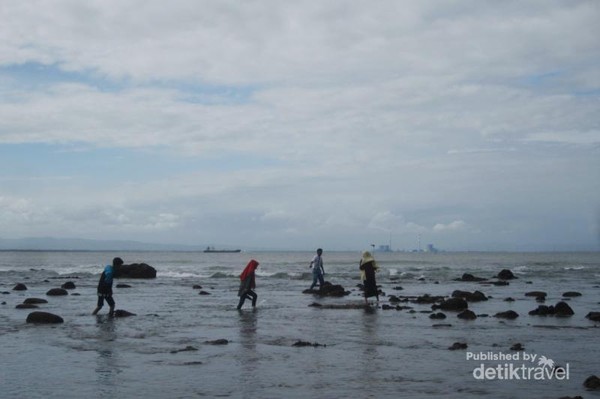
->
[302,281,350,297]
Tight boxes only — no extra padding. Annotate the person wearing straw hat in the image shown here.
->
[359,251,379,304]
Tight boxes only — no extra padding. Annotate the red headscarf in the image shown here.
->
[240,259,259,281]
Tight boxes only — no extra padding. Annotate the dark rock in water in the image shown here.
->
[529,305,554,316]
[61,281,76,290]
[198,290,211,295]
[457,310,477,320]
[113,309,136,317]
[432,324,452,328]
[2,291,10,295]
[525,291,547,298]
[535,296,546,303]
[477,314,489,318]
[1,301,5,305]
[16,303,38,309]
[558,396,583,399]
[13,283,27,291]
[452,290,487,302]
[46,288,68,296]
[510,343,524,351]
[504,297,515,302]
[171,346,198,354]
[293,340,325,348]
[302,281,349,297]
[382,304,394,310]
[448,342,468,350]
[308,302,322,307]
[393,286,403,290]
[562,291,582,297]
[494,310,519,319]
[26,311,64,324]
[583,375,600,390]
[554,301,574,317]
[433,297,468,311]
[192,285,203,289]
[24,298,48,304]
[205,339,229,345]
[455,273,486,282]
[113,263,157,279]
[116,284,132,288]
[585,312,600,322]
[497,269,517,280]
[429,312,446,320]
[388,295,401,303]
[415,294,445,304]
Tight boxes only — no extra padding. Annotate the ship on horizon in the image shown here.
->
[203,246,241,253]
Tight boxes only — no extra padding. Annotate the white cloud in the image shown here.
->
[433,220,468,233]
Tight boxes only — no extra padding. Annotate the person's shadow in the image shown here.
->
[236,310,259,397]
[94,315,121,398]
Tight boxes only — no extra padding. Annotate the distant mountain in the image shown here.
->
[0,237,204,251]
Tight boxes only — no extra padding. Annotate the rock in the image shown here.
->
[116,284,132,288]
[584,375,600,390]
[525,291,547,298]
[23,298,48,304]
[382,304,394,310]
[192,285,203,289]
[308,302,322,307]
[392,286,403,290]
[562,292,582,297]
[558,396,583,399]
[585,312,600,322]
[510,343,524,351]
[113,309,136,317]
[13,283,27,291]
[198,291,211,295]
[448,342,468,350]
[452,290,487,302]
[113,263,157,279]
[61,281,76,290]
[497,269,517,280]
[455,273,486,282]
[46,288,68,296]
[205,339,229,345]
[457,310,477,320]
[415,294,445,304]
[491,280,510,286]
[429,312,446,320]
[494,310,519,319]
[388,295,401,303]
[16,303,38,309]
[432,324,452,328]
[26,311,64,324]
[504,297,515,302]
[554,301,574,317]
[170,346,198,354]
[433,297,468,311]
[292,340,325,347]
[529,305,554,316]
[303,281,349,297]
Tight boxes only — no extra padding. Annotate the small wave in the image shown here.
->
[158,271,205,279]
[564,266,586,271]
[210,272,236,278]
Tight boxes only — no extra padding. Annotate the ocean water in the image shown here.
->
[0,250,599,399]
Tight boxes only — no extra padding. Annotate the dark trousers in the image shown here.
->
[97,294,115,309]
[310,272,324,289]
[237,290,257,309]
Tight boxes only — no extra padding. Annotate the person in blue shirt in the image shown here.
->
[92,257,123,316]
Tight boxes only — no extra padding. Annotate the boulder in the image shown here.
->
[494,310,519,319]
[452,290,487,302]
[585,312,600,322]
[429,312,446,320]
[116,284,132,288]
[303,282,349,297]
[415,294,445,304]
[16,303,38,309]
[504,297,515,302]
[46,288,68,296]
[455,273,486,282]
[26,311,64,324]
[491,280,510,286]
[529,305,554,316]
[61,281,76,290]
[292,340,325,347]
[192,285,203,289]
[205,339,229,345]
[434,297,468,311]
[525,291,547,298]
[24,298,48,304]
[562,291,582,297]
[497,269,517,280]
[510,343,524,351]
[113,309,136,317]
[388,295,401,303]
[448,342,468,350]
[198,290,211,295]
[554,301,574,317]
[113,263,157,279]
[457,310,477,320]
[13,283,27,291]
[584,375,600,390]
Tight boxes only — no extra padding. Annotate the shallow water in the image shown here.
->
[1,251,599,398]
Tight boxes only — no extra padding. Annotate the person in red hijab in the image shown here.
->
[237,259,259,309]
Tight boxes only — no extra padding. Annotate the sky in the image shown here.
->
[0,1,599,251]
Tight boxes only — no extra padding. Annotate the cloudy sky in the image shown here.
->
[0,1,599,251]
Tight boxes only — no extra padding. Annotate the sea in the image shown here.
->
[0,250,599,399]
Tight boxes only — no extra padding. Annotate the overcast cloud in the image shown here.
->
[0,0,598,251]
